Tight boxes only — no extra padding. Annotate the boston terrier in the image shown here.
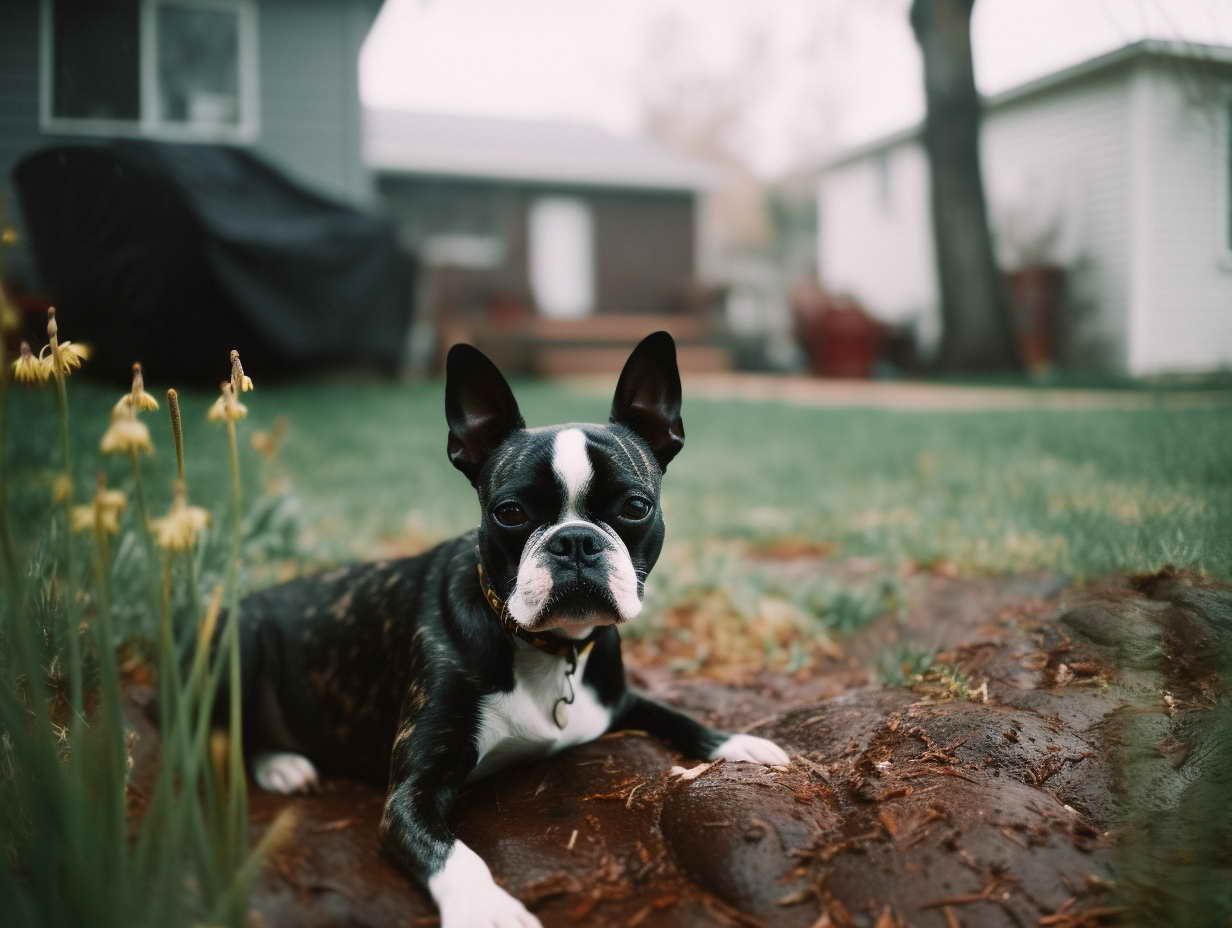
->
[222,332,789,927]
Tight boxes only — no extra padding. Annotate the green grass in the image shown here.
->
[674,396,1231,577]
[6,367,1228,928]
[6,377,1231,582]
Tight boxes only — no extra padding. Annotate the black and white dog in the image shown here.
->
[224,332,789,927]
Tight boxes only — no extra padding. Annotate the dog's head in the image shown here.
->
[445,332,684,636]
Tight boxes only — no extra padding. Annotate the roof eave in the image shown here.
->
[367,159,718,193]
[818,38,1232,174]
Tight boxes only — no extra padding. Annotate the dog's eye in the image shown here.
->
[493,502,528,527]
[620,496,652,521]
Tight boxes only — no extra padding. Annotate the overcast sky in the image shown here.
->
[361,0,1232,175]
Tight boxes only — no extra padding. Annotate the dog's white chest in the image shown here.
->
[470,643,611,780]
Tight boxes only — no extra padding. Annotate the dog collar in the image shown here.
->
[475,562,596,660]
[476,561,597,728]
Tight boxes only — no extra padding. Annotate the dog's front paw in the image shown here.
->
[711,733,790,766]
[433,842,541,928]
[253,751,320,794]
[439,881,541,928]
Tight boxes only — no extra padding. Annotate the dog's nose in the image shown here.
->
[546,526,605,567]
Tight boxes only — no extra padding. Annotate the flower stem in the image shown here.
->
[0,336,21,597]
[129,448,150,536]
[226,421,242,528]
[223,417,247,880]
[93,516,112,621]
[166,388,202,633]
[51,352,83,727]
[168,388,185,482]
[91,499,127,895]
[158,553,179,721]
[186,546,203,650]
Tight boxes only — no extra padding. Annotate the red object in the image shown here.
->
[791,282,884,378]
[815,297,883,378]
[1006,266,1064,374]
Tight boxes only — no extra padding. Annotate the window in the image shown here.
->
[528,197,595,319]
[49,0,141,122]
[41,0,258,141]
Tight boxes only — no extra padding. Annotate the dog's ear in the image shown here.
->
[445,344,525,483]
[610,331,684,470]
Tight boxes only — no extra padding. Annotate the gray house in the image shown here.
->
[2,2,725,375]
[1,0,383,287]
[366,109,724,373]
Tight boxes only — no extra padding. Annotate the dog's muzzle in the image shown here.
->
[507,520,643,628]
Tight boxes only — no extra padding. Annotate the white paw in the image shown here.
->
[710,733,791,766]
[432,841,541,928]
[439,882,540,928]
[252,751,320,794]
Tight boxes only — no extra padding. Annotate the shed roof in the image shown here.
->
[820,39,1232,172]
[364,109,718,192]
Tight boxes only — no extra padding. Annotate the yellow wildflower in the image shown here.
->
[1,226,16,246]
[230,349,253,392]
[70,485,127,535]
[96,488,127,512]
[208,381,247,423]
[69,505,96,533]
[113,362,158,414]
[150,481,211,552]
[101,407,153,455]
[250,417,288,459]
[51,474,73,503]
[39,308,89,378]
[41,340,89,375]
[12,341,48,384]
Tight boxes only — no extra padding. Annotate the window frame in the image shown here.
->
[39,0,260,143]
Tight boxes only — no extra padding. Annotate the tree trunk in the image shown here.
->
[910,0,1020,372]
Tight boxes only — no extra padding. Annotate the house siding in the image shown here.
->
[1130,56,1232,374]
[0,0,376,287]
[819,63,1136,369]
[591,187,696,314]
[377,174,696,317]
[817,142,939,352]
[982,67,1134,370]
[255,0,376,207]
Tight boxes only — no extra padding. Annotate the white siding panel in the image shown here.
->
[819,67,1135,369]
[818,144,939,355]
[982,70,1133,369]
[1131,59,1232,374]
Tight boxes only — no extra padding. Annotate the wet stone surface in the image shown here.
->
[129,568,1232,927]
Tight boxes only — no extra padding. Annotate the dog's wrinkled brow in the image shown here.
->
[608,429,651,481]
[487,435,543,489]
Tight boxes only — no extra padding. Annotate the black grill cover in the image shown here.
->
[13,141,413,383]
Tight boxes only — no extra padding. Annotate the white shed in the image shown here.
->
[817,40,1232,376]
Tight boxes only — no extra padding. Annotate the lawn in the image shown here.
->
[7,376,1230,584]
[4,370,1231,925]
